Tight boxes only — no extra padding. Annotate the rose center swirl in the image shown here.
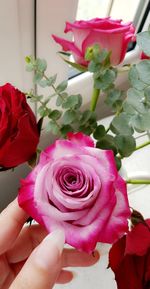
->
[56,166,88,196]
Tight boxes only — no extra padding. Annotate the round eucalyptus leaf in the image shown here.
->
[96,134,117,155]
[132,112,150,132]
[129,65,147,90]
[127,88,147,114]
[114,134,136,157]
[93,125,106,140]
[62,110,77,125]
[110,113,134,135]
[137,31,150,57]
[136,60,150,85]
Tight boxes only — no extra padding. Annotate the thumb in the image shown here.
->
[10,230,65,289]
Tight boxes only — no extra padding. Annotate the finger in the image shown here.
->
[7,225,48,263]
[56,269,73,284]
[9,230,65,289]
[8,227,99,266]
[0,199,28,254]
[62,248,100,267]
[0,254,12,288]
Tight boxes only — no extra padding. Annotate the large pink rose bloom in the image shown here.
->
[18,133,130,253]
[52,18,135,66]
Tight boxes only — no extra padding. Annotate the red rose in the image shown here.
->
[0,83,39,168]
[109,219,150,289]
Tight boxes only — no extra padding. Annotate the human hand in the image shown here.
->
[0,199,100,289]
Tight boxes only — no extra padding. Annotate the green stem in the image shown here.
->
[43,72,65,101]
[90,88,100,111]
[126,179,150,184]
[135,141,150,151]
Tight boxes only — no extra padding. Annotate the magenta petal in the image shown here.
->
[18,178,44,227]
[52,34,82,57]
[67,132,94,147]
[18,132,130,253]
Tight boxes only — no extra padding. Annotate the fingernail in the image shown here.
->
[34,230,65,268]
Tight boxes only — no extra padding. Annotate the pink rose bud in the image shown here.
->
[52,17,135,66]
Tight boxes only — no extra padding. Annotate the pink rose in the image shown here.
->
[52,18,135,66]
[18,132,130,253]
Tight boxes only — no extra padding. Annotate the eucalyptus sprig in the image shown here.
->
[25,29,150,172]
[25,56,97,137]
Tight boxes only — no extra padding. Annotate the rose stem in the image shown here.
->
[90,88,100,111]
[126,179,150,184]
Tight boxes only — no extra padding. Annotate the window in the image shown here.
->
[76,0,140,22]
[0,0,34,90]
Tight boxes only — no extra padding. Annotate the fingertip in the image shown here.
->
[57,270,74,284]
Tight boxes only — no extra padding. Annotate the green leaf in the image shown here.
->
[60,125,73,137]
[94,68,117,91]
[105,89,123,107]
[136,60,150,85]
[137,31,150,57]
[78,125,93,135]
[93,125,106,140]
[132,112,150,132]
[144,87,150,105]
[36,58,47,72]
[88,61,101,73]
[114,135,136,157]
[123,101,136,115]
[56,95,63,106]
[46,74,57,86]
[26,62,34,72]
[38,106,50,117]
[46,120,59,134]
[115,156,122,171]
[129,65,147,91]
[63,58,87,72]
[110,113,134,135]
[56,80,68,93]
[33,72,43,84]
[80,110,92,125]
[38,79,49,88]
[49,109,62,120]
[58,51,71,57]
[127,88,147,114]
[62,94,82,109]
[96,134,117,154]
[96,49,110,64]
[62,110,77,125]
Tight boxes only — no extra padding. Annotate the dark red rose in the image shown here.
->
[109,219,150,289]
[0,83,39,168]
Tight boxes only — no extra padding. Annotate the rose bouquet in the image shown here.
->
[1,18,150,288]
